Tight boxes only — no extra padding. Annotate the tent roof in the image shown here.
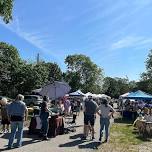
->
[124,90,152,100]
[69,90,85,96]
[39,81,71,99]
[97,94,111,99]
[120,92,130,98]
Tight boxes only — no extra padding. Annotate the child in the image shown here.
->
[0,98,10,133]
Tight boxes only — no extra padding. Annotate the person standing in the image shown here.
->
[40,98,50,140]
[64,97,71,116]
[0,98,10,133]
[82,95,98,140]
[7,94,28,149]
[97,98,115,143]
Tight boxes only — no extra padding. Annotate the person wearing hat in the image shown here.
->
[97,98,115,143]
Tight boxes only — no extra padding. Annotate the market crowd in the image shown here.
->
[0,94,116,149]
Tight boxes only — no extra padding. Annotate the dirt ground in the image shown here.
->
[0,112,152,152]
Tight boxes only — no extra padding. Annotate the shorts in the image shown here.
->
[1,119,10,125]
[84,114,96,126]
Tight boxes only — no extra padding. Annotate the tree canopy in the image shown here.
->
[138,50,152,94]
[0,0,13,23]
[64,54,104,93]
[102,77,136,98]
[0,42,63,98]
[0,42,22,96]
[1,41,152,98]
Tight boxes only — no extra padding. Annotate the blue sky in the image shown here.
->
[0,0,152,81]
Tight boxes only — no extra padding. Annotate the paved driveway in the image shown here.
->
[0,112,102,152]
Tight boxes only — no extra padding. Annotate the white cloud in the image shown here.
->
[111,36,152,50]
[0,17,60,61]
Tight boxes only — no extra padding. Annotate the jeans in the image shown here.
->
[8,121,24,147]
[99,117,110,140]
[41,120,49,137]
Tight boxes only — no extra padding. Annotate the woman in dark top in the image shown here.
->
[40,99,49,140]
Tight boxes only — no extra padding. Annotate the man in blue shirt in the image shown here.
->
[7,94,28,149]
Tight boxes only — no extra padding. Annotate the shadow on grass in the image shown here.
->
[132,130,152,142]
[131,127,152,142]
[114,117,134,124]
[135,135,151,142]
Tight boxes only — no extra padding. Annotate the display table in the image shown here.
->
[29,115,64,137]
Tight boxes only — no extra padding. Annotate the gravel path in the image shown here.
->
[0,112,101,152]
[0,112,152,152]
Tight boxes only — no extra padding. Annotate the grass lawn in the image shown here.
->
[98,118,152,152]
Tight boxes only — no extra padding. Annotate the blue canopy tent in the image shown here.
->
[124,90,152,101]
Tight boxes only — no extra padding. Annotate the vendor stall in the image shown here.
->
[124,90,152,101]
[120,90,152,120]
[29,114,64,137]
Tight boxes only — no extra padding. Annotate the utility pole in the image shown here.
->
[37,53,40,64]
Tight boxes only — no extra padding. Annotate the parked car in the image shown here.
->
[23,95,43,107]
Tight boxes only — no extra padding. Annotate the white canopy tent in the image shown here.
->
[97,94,111,99]
[85,93,111,99]
[119,92,130,99]
[85,92,93,97]
[39,81,71,100]
[69,90,86,97]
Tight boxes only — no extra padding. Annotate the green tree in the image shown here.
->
[0,42,22,97]
[0,42,63,97]
[17,62,49,94]
[64,54,104,93]
[102,77,131,98]
[128,80,137,91]
[46,62,62,82]
[0,0,13,23]
[17,61,63,94]
[63,71,81,92]
[139,50,152,94]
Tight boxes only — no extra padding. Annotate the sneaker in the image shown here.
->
[42,137,49,141]
[7,146,13,149]
[15,145,21,148]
